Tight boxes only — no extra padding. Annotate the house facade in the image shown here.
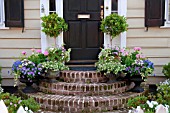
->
[0,0,169,86]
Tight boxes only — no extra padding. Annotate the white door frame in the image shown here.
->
[40,0,127,51]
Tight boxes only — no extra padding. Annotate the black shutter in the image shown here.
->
[4,0,24,27]
[145,0,165,27]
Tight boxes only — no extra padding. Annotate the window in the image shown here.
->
[111,0,118,13]
[49,0,56,14]
[0,0,6,28]
[165,0,170,24]
[0,0,24,29]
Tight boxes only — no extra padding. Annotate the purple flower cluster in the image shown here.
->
[12,59,43,81]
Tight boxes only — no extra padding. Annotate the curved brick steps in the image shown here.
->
[39,81,133,96]
[27,91,146,113]
[60,71,108,83]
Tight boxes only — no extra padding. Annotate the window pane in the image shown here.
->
[49,0,56,12]
[112,0,118,11]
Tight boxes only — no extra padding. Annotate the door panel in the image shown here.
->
[64,0,104,60]
[86,21,99,48]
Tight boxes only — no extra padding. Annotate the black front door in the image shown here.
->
[63,0,104,61]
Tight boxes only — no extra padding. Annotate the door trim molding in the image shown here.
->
[40,0,127,51]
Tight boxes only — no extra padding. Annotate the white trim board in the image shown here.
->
[40,0,127,51]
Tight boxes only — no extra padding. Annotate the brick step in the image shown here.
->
[60,71,108,83]
[27,91,146,113]
[39,81,133,96]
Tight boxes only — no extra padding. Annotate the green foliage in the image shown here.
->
[42,61,69,72]
[95,48,126,75]
[100,13,128,38]
[46,47,71,62]
[127,96,148,108]
[162,62,170,78]
[27,50,47,66]
[156,79,170,106]
[21,97,40,112]
[41,13,68,38]
[0,92,40,113]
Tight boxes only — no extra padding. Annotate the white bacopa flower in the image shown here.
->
[151,101,158,105]
[25,107,28,111]
[147,100,154,108]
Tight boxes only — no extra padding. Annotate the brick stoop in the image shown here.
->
[19,71,147,112]
[25,91,145,113]
[39,81,132,96]
[60,71,108,83]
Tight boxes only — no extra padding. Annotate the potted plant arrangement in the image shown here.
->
[95,47,126,83]
[120,47,154,92]
[41,13,68,47]
[100,13,128,47]
[12,49,47,93]
[41,46,71,82]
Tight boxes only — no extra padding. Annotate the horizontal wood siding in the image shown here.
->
[127,0,170,79]
[0,0,40,86]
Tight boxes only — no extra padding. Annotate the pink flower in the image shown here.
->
[31,48,35,52]
[140,55,145,59]
[136,54,141,59]
[22,51,26,55]
[44,51,49,56]
[36,49,42,53]
[134,47,142,51]
[120,49,125,53]
[125,52,129,56]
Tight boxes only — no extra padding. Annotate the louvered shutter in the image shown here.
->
[4,0,24,27]
[145,0,165,27]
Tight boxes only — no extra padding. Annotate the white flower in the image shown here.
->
[25,107,28,111]
[151,101,158,105]
[147,100,154,108]
[128,110,132,113]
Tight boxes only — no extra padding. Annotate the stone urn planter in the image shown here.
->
[44,70,60,83]
[19,78,37,93]
[106,73,119,83]
[129,74,144,93]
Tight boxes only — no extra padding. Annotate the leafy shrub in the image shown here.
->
[127,96,148,108]
[0,92,40,113]
[162,62,170,78]
[156,79,170,106]
[100,13,128,38]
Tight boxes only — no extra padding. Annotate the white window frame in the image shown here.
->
[0,0,8,29]
[162,0,170,27]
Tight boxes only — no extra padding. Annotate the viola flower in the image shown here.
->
[22,51,26,55]
[134,47,142,51]
[36,49,42,53]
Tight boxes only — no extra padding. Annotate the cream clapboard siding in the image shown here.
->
[0,0,41,86]
[127,0,170,83]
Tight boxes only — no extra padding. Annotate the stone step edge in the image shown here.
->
[24,91,146,112]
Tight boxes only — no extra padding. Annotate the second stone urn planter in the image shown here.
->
[44,70,60,83]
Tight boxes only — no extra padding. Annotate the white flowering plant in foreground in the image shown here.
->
[128,101,169,113]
